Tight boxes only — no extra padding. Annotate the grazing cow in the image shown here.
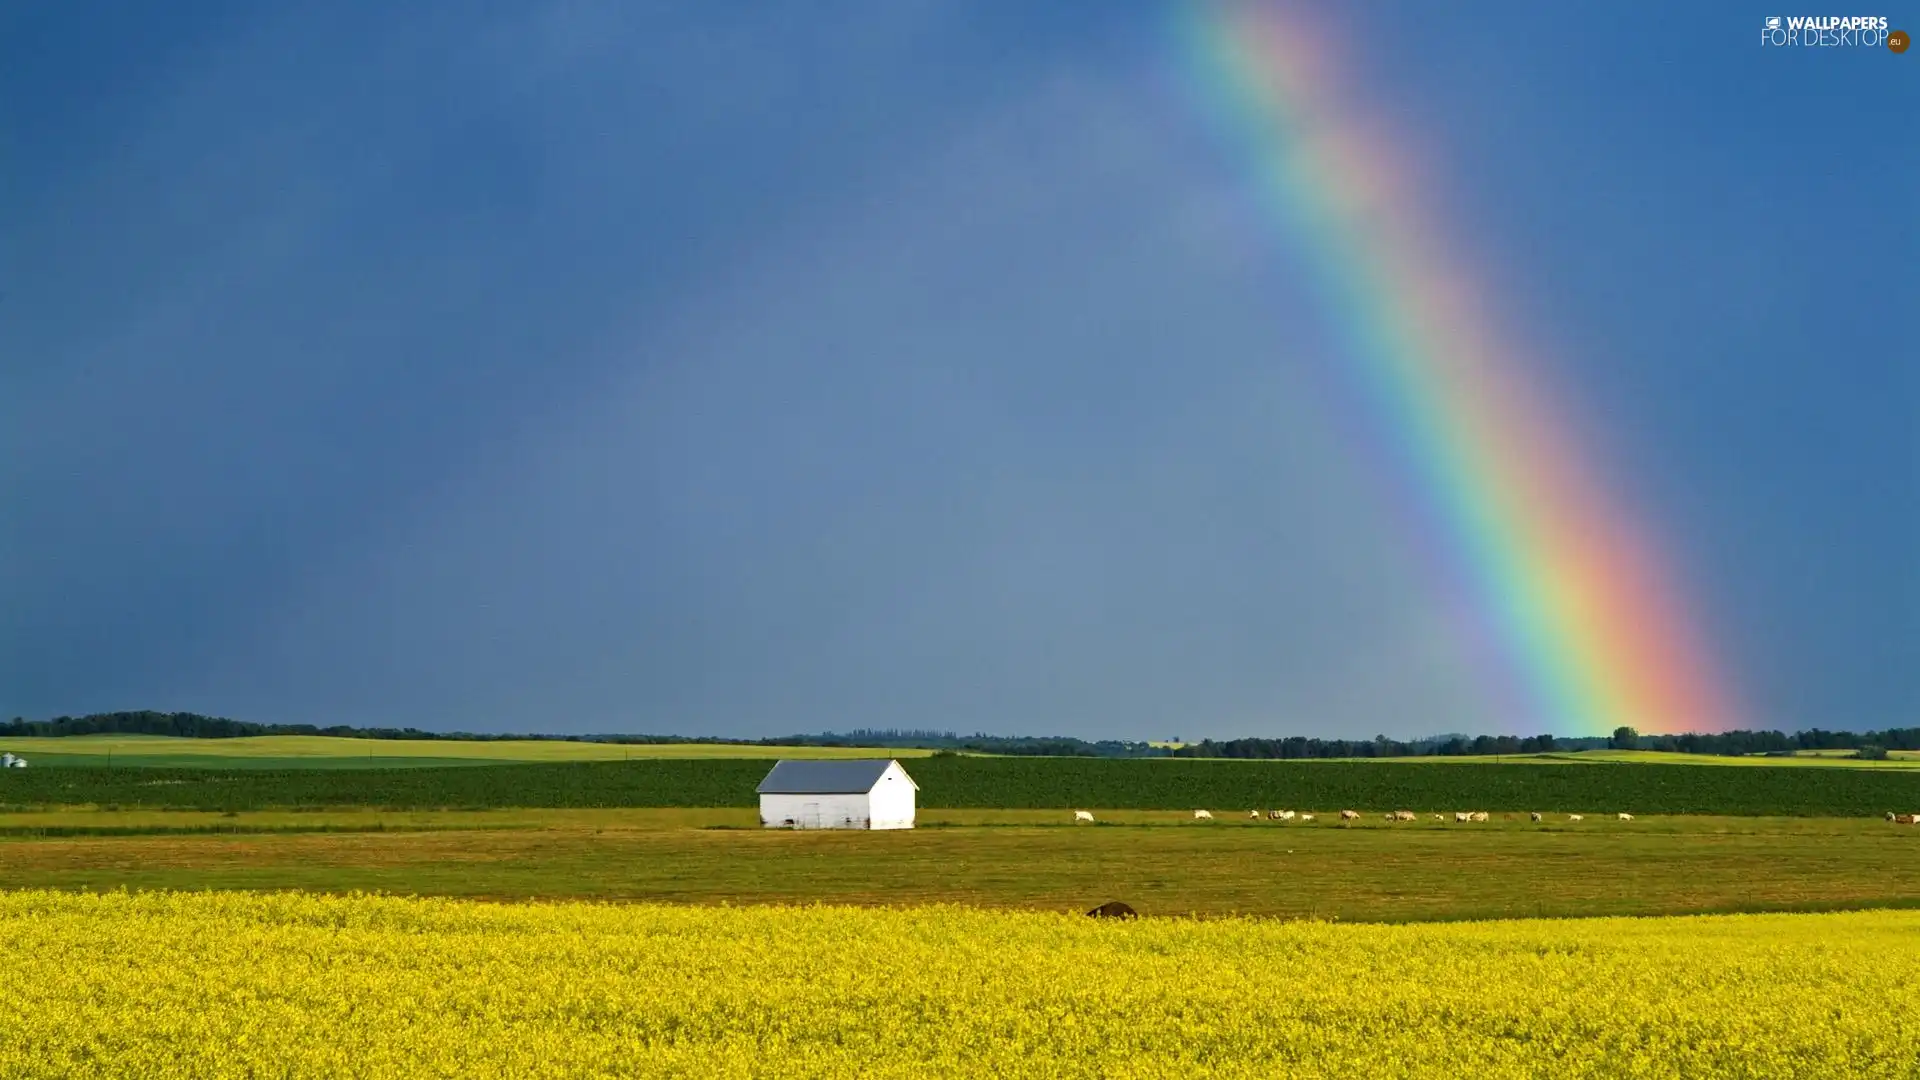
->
[1300,813,1315,822]
[1894,814,1920,825]
[1249,810,1262,819]
[1529,812,1543,823]
[1340,810,1360,821]
[1889,812,1899,822]
[1617,813,1635,822]
[1393,810,1417,822]
[1281,810,1297,821]
[1193,810,1214,820]
[1431,813,1445,822]
[1454,812,1471,823]
[1383,812,1396,822]
[1470,811,1489,823]
[1087,901,1138,919]
[1568,814,1584,822]
[1074,810,1095,824]
[1269,810,1286,820]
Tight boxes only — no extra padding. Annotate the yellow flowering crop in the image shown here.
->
[2,891,1918,1078]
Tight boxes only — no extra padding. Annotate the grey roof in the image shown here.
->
[755,758,914,794]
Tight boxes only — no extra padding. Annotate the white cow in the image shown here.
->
[1074,810,1095,823]
[1193,809,1214,820]
[1280,810,1297,821]
[1529,812,1543,823]
[1393,810,1417,822]
[1567,814,1585,822]
[1299,813,1316,822]
[1454,812,1471,823]
[1339,809,1360,821]
[1617,813,1635,822]
[1469,811,1489,823]
[1431,813,1446,822]
[1249,810,1262,819]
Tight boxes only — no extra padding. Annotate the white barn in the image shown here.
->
[756,759,917,830]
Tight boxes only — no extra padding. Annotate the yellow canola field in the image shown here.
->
[3,891,1919,1079]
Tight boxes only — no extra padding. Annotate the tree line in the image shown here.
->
[1169,725,1920,759]
[4,711,1915,760]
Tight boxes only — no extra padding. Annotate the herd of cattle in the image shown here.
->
[1068,809,1635,823]
[1068,811,1920,824]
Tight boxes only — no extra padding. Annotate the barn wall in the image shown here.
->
[759,792,873,829]
[867,767,916,830]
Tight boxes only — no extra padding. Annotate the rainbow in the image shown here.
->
[1174,3,1739,736]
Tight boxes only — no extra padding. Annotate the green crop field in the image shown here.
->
[8,756,1920,816]
[1,807,1915,922]
[0,734,934,769]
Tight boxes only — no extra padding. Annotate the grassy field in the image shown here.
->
[1539,748,1920,767]
[2,807,1915,921]
[0,734,933,769]
[8,891,1919,1078]
[9,756,1920,815]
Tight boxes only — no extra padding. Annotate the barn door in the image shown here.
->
[800,802,822,828]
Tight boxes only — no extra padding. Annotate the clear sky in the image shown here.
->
[4,2,1914,739]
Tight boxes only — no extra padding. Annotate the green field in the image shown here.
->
[5,745,1917,926]
[0,734,933,769]
[1,807,1915,921]
[9,756,1920,816]
[1537,748,1920,767]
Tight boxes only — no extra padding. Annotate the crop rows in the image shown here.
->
[5,758,1920,816]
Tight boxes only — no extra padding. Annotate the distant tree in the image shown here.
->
[1855,744,1889,761]
[1610,726,1640,751]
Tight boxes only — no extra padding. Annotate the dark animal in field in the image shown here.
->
[1087,901,1138,919]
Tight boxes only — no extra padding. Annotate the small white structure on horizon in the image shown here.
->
[0,753,25,769]
[756,759,917,830]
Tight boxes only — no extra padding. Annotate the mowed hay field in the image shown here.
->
[3,808,1919,921]
[5,890,1920,1079]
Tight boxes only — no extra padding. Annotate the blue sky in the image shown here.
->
[3,2,1914,739]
